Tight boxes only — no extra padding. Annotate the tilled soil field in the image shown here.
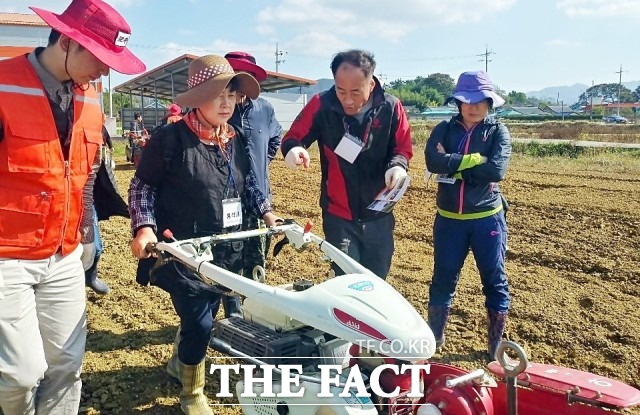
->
[76,145,639,414]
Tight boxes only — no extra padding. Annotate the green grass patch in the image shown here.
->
[111,139,126,159]
[512,141,640,159]
[512,141,582,158]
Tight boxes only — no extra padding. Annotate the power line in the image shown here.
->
[477,45,495,72]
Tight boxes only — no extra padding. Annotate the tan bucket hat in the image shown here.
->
[175,55,260,108]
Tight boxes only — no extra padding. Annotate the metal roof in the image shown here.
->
[114,54,317,101]
[0,13,47,27]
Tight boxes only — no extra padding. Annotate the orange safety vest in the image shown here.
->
[0,55,103,260]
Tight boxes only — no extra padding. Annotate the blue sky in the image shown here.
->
[2,0,640,94]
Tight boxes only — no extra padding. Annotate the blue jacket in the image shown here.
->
[425,115,511,218]
[230,97,283,202]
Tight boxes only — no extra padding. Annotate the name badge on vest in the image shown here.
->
[334,133,364,163]
[222,198,242,228]
[435,174,457,184]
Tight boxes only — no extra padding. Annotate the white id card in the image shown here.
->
[222,198,242,228]
[435,174,457,184]
[334,133,364,163]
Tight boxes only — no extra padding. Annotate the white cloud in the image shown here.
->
[150,41,277,68]
[546,38,581,47]
[0,0,142,13]
[256,0,516,44]
[286,32,352,58]
[109,0,145,7]
[557,0,640,18]
[219,0,515,74]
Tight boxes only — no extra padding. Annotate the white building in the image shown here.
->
[115,54,317,131]
[0,13,48,60]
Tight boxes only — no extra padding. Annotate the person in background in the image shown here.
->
[280,49,412,280]
[85,116,130,295]
[128,55,280,414]
[166,103,183,124]
[130,112,144,137]
[424,70,511,360]
[0,0,145,413]
[225,51,283,283]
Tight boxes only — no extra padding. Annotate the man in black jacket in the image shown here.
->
[281,49,412,280]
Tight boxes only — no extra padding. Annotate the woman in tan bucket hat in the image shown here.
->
[128,55,280,414]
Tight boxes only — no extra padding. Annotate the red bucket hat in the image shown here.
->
[168,103,181,116]
[224,51,267,82]
[30,0,146,75]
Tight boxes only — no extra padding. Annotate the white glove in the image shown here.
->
[81,243,97,271]
[284,146,310,169]
[385,166,407,189]
[480,156,488,164]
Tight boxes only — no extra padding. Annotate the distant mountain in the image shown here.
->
[281,78,334,95]
[527,81,640,105]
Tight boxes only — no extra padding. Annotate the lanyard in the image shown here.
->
[343,115,375,146]
[224,145,239,199]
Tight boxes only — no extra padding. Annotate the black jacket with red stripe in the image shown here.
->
[281,81,412,221]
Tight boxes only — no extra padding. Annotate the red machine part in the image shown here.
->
[417,363,494,415]
[350,339,640,415]
[377,369,419,415]
[349,346,418,415]
[487,361,640,415]
[351,351,494,415]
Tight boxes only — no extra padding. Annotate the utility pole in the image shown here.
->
[589,80,594,121]
[108,72,113,118]
[477,45,495,72]
[275,42,286,73]
[615,64,626,116]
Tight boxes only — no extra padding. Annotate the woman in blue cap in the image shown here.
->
[424,70,511,360]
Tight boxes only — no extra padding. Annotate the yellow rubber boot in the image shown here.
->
[166,326,213,414]
[168,357,213,415]
[178,359,213,415]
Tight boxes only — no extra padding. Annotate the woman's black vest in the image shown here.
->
[135,124,250,294]
[154,125,249,240]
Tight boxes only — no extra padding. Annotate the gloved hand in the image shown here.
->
[284,146,311,169]
[385,166,407,189]
[81,243,97,271]
[480,156,488,164]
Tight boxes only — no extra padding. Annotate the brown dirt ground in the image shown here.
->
[76,145,639,414]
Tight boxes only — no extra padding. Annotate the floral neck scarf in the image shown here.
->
[183,109,235,148]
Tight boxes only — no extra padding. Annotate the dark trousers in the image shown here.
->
[171,291,218,365]
[322,212,395,280]
[429,211,510,312]
[169,241,243,365]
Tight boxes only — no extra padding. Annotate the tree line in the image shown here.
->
[577,83,640,107]
[384,73,549,111]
